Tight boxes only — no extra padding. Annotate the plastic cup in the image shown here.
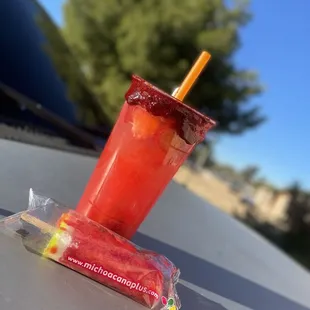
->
[76,75,216,239]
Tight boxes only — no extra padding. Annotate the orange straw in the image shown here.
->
[173,51,211,101]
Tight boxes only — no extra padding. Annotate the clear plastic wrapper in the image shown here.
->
[0,189,181,310]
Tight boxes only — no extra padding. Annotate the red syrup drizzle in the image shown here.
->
[125,75,216,145]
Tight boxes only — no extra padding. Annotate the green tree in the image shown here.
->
[33,0,111,129]
[285,182,310,235]
[282,182,310,268]
[240,165,259,183]
[62,0,265,132]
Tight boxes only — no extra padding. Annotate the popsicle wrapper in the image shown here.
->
[0,189,181,310]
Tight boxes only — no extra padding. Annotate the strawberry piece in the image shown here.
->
[132,107,162,139]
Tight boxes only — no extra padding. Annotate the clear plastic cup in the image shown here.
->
[76,75,216,239]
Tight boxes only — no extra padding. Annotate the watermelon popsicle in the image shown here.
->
[20,210,181,310]
[76,52,216,239]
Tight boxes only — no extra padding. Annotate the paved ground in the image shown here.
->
[1,139,310,309]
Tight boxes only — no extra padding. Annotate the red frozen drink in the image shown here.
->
[76,75,216,239]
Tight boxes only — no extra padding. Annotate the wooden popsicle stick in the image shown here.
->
[21,213,55,234]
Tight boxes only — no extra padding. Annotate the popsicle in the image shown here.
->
[21,210,180,309]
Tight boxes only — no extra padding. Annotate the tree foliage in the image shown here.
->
[240,165,259,183]
[243,181,310,270]
[34,0,111,130]
[62,0,265,133]
[285,182,310,235]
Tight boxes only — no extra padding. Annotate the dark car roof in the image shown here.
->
[0,0,111,149]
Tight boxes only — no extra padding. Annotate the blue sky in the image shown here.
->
[39,0,310,189]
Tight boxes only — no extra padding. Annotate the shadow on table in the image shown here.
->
[133,232,310,310]
[177,283,227,309]
[0,208,14,217]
